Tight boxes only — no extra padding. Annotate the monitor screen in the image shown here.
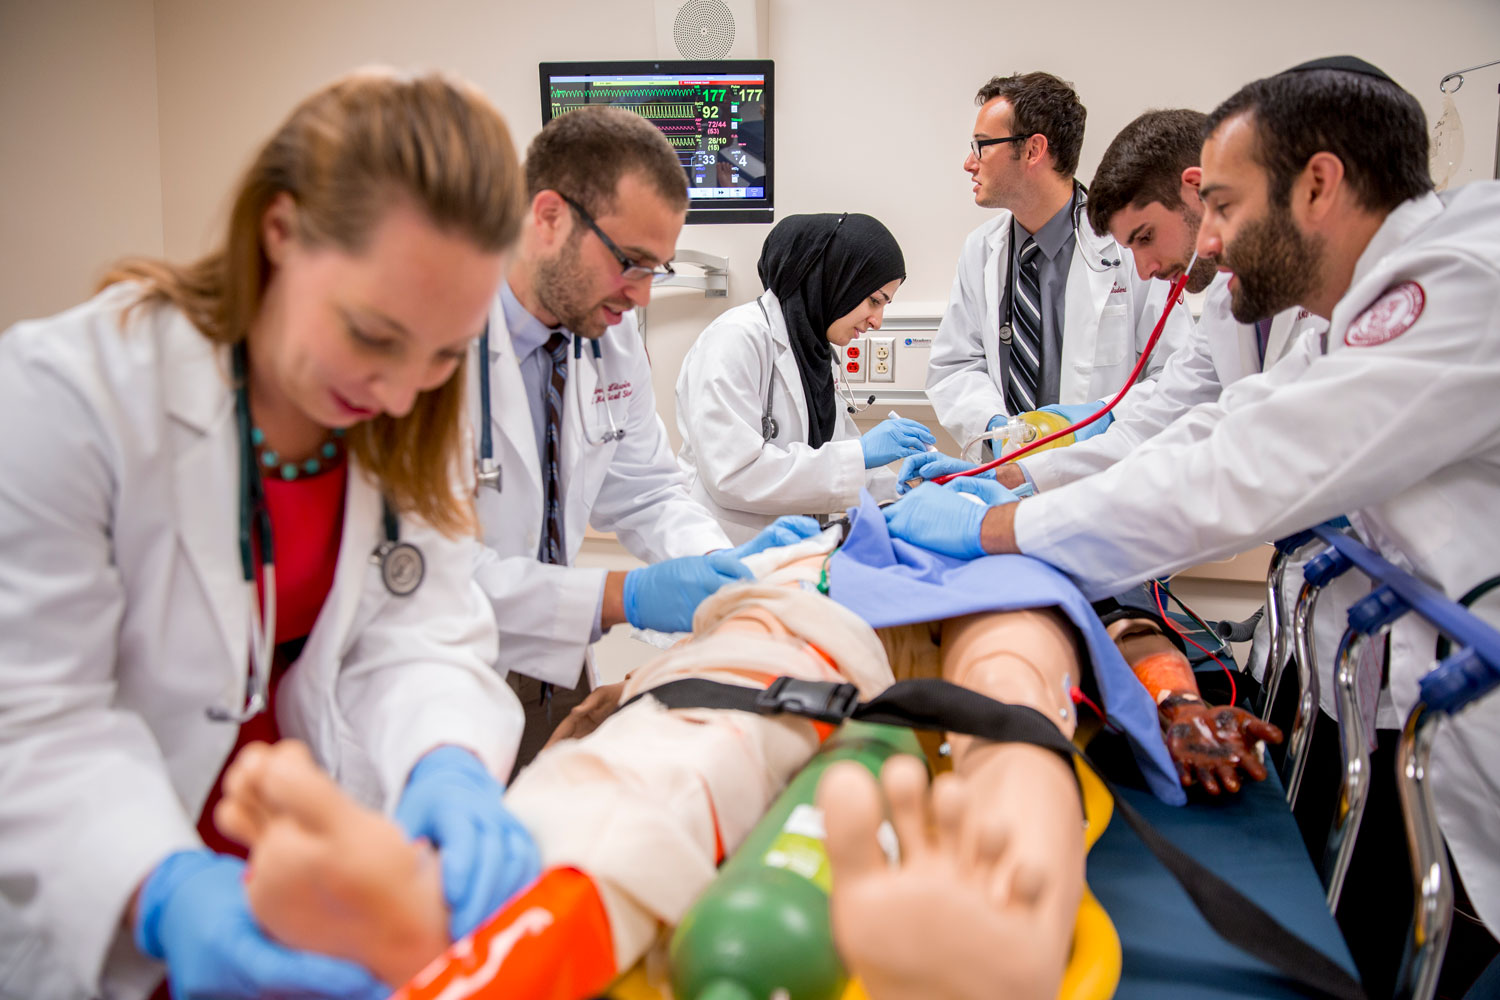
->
[539,60,774,224]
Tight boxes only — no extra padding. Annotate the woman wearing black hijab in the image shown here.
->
[675,213,936,543]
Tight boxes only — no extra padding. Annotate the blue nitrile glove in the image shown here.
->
[987,413,1009,433]
[135,849,388,1000]
[624,551,755,632]
[895,452,993,494]
[727,515,823,560]
[882,482,992,560]
[1039,400,1114,441]
[948,474,1028,505]
[860,416,937,468]
[395,746,540,941]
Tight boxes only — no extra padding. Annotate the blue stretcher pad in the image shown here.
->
[1091,767,1358,998]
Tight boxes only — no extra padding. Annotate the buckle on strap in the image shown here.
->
[754,677,860,724]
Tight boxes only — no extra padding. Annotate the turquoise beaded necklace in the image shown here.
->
[249,426,346,481]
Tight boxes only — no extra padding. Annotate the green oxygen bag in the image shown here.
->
[667,721,925,1000]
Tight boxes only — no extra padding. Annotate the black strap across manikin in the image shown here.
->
[627,676,1367,1000]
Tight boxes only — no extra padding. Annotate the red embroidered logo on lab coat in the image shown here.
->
[1344,282,1425,347]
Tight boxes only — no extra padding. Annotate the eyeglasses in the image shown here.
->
[969,134,1035,160]
[558,192,676,284]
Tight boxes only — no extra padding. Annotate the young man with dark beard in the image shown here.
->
[884,56,1500,994]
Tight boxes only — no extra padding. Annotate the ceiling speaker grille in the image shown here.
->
[673,0,736,60]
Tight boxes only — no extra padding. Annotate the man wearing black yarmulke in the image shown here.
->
[884,57,1500,995]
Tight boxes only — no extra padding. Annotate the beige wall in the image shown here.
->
[0,0,163,329]
[138,0,1500,446]
[8,0,1500,359]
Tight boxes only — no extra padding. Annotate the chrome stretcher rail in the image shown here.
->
[1271,523,1500,1000]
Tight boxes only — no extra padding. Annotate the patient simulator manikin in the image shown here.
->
[213,534,1273,1000]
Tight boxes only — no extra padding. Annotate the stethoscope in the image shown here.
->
[473,321,626,492]
[999,185,1123,347]
[571,332,627,446]
[756,295,873,443]
[209,342,424,724]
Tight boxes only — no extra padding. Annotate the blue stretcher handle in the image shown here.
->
[1275,516,1351,556]
[1301,524,1500,715]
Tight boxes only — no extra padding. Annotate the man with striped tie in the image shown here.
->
[470,107,816,768]
[981,108,1325,497]
[926,72,1193,459]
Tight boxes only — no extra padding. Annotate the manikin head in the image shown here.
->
[964,72,1085,212]
[1196,57,1432,323]
[515,106,690,339]
[1088,109,1219,294]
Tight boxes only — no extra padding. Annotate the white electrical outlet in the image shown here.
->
[843,338,866,383]
[868,337,894,382]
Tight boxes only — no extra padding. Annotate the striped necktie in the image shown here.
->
[1006,236,1043,413]
[540,331,569,565]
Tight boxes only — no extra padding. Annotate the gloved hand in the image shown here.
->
[881,482,992,560]
[135,849,388,1000]
[860,416,936,468]
[948,475,1028,505]
[895,452,992,494]
[727,515,823,560]
[1158,697,1285,795]
[624,551,754,632]
[1038,400,1114,441]
[986,413,1009,433]
[395,746,540,940]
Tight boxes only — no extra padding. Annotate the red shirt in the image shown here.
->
[194,463,348,857]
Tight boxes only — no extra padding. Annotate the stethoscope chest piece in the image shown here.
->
[374,539,425,597]
[999,323,1014,346]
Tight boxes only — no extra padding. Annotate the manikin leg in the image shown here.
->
[819,609,1086,1000]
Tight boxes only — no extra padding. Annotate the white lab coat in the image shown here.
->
[471,301,730,688]
[926,210,1194,456]
[1020,274,1327,491]
[0,285,522,1000]
[674,291,899,544]
[1015,184,1500,933]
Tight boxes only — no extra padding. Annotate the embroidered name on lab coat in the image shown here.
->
[593,381,633,402]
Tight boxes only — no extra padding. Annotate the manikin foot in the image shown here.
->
[214,740,450,986]
[818,754,1080,1000]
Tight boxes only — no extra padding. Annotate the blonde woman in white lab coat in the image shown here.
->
[0,71,537,1000]
[676,213,935,544]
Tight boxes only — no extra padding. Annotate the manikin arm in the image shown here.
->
[1108,617,1282,795]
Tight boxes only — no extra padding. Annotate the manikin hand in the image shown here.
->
[543,681,626,748]
[1158,697,1284,795]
